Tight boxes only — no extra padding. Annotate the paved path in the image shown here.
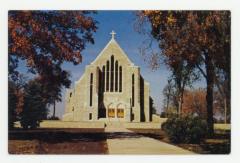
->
[105,123,195,154]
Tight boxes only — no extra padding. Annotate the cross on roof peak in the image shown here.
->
[110,30,116,39]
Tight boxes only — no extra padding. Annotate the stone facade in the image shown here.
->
[63,31,152,122]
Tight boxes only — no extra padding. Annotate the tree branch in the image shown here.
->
[196,64,207,79]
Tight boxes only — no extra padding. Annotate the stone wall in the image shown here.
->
[40,120,105,128]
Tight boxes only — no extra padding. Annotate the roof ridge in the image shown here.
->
[90,37,134,65]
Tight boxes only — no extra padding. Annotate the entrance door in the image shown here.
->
[117,108,124,118]
[108,108,115,118]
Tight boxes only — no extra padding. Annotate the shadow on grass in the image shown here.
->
[9,128,107,143]
[8,128,146,154]
[9,128,109,154]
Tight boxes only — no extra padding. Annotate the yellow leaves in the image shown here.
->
[141,10,163,28]
[167,14,176,25]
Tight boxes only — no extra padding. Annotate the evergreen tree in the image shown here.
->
[20,80,48,129]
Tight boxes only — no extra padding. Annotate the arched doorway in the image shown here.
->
[107,103,115,118]
[107,103,125,119]
[117,103,125,118]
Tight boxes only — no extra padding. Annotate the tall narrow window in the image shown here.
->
[102,66,105,92]
[119,66,122,92]
[90,73,93,106]
[106,61,109,91]
[110,55,114,92]
[98,69,101,93]
[115,61,118,91]
[132,74,135,107]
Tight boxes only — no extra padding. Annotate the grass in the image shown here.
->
[9,128,230,154]
[129,128,231,154]
[9,128,108,154]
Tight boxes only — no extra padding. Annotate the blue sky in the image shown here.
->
[17,11,206,118]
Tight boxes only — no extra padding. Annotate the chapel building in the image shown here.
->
[63,31,152,122]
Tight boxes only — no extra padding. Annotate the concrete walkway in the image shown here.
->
[105,122,130,132]
[105,124,195,154]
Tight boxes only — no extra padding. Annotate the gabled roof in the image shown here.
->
[90,36,134,66]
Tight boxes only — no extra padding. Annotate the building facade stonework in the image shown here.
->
[63,31,152,122]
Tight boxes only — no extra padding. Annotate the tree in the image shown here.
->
[169,61,199,115]
[162,79,174,113]
[8,74,27,129]
[48,86,62,118]
[136,11,230,135]
[12,74,27,114]
[213,88,230,123]
[9,11,97,116]
[8,81,18,129]
[20,79,48,129]
[162,79,180,117]
[39,68,69,118]
[137,13,199,116]
[214,69,230,123]
[182,89,207,118]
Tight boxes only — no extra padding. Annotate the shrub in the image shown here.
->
[160,112,166,118]
[161,115,207,144]
[48,116,60,120]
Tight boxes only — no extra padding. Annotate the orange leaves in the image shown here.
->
[9,10,97,66]
[9,11,97,91]
[26,56,35,67]
[9,15,32,56]
[182,89,207,117]
[29,19,41,33]
[139,11,230,71]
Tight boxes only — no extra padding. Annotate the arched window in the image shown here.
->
[90,73,93,106]
[119,66,122,92]
[98,68,102,92]
[115,61,118,92]
[132,74,135,107]
[110,55,114,92]
[102,66,105,92]
[106,61,109,91]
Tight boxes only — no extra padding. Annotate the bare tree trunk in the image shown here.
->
[205,53,214,135]
[177,87,184,117]
[166,95,169,113]
[180,88,184,116]
[177,96,182,117]
[224,98,227,124]
[53,101,56,118]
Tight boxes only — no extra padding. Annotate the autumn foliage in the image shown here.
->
[181,89,207,118]
[9,11,97,68]
[9,11,97,90]
[8,11,98,128]
[137,11,230,134]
